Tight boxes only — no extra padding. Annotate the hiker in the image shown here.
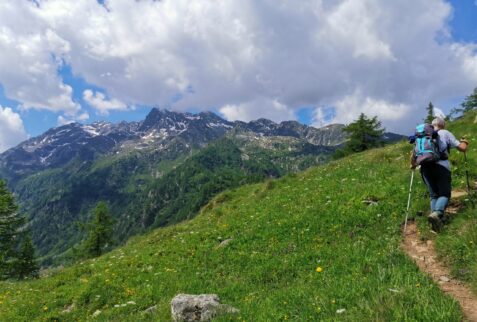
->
[411,117,469,231]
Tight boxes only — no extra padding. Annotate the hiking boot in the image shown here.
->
[440,213,450,225]
[428,212,443,232]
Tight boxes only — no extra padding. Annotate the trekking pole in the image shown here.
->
[464,152,475,209]
[404,169,415,235]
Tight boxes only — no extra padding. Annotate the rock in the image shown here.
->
[171,294,239,322]
[217,238,233,248]
[143,305,158,314]
[439,275,450,283]
[362,199,378,206]
[61,303,75,314]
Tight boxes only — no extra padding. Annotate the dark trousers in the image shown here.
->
[420,163,451,214]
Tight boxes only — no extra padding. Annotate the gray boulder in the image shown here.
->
[171,294,239,322]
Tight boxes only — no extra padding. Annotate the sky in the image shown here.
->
[1,0,477,152]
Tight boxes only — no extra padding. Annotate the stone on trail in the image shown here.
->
[171,294,239,322]
[439,275,451,283]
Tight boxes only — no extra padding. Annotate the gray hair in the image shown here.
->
[432,117,446,129]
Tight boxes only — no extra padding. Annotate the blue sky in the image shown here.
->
[448,0,477,42]
[0,0,477,151]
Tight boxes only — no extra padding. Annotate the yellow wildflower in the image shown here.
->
[316,266,323,273]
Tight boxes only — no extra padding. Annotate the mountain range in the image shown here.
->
[0,108,403,264]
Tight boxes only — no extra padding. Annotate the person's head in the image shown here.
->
[432,117,445,130]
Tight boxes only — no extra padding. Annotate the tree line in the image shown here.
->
[0,179,113,280]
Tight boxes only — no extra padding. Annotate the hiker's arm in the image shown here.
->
[446,131,467,152]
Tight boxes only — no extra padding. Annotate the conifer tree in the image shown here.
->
[425,102,434,123]
[335,113,385,158]
[15,232,39,279]
[84,202,114,258]
[461,87,477,112]
[0,180,25,279]
[0,180,38,280]
[446,87,477,120]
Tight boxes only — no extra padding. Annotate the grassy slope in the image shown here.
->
[3,114,477,321]
[432,111,477,293]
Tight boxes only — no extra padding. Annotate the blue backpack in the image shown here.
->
[413,123,441,165]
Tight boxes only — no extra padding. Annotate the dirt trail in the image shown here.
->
[401,192,477,321]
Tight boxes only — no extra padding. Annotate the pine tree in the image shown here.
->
[424,102,434,123]
[461,87,477,112]
[15,232,39,279]
[0,180,25,280]
[336,113,385,157]
[446,87,477,120]
[83,202,114,258]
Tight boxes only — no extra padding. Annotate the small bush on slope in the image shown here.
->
[0,133,467,321]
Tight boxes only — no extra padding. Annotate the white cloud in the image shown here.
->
[433,107,446,119]
[57,111,89,126]
[0,3,79,114]
[0,0,477,132]
[0,105,28,152]
[220,98,295,123]
[83,90,127,115]
[323,91,413,133]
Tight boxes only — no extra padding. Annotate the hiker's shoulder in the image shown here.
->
[439,129,460,146]
[438,129,454,138]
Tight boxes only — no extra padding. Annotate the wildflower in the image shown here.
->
[316,266,323,273]
[125,288,135,296]
[43,306,48,312]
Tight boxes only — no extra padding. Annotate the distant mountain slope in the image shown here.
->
[1,111,474,321]
[0,109,403,264]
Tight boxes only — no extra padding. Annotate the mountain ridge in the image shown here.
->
[0,108,351,182]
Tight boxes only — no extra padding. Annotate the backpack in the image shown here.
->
[413,123,441,165]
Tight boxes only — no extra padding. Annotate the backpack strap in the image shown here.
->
[435,130,450,160]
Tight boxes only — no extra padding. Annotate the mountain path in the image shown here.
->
[401,190,477,322]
